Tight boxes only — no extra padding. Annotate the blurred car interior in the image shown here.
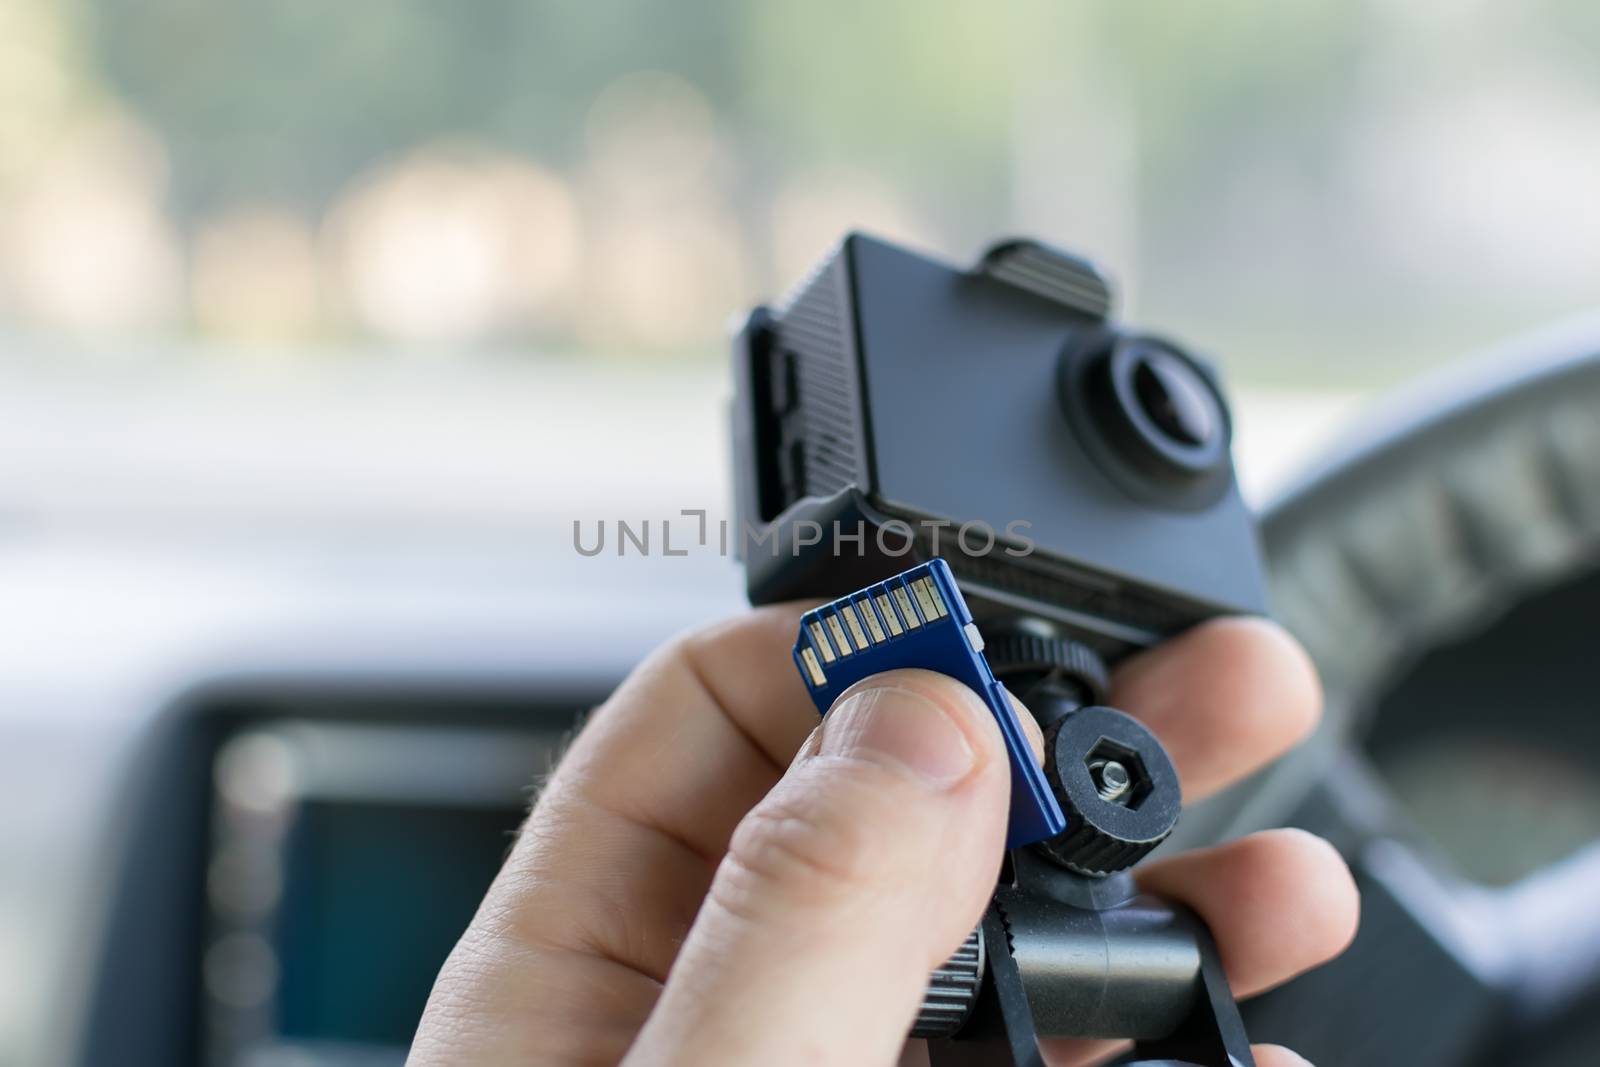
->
[3,3,1600,1066]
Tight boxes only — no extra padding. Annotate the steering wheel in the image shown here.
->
[1182,315,1600,1066]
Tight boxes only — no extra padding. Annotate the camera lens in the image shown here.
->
[1063,332,1230,489]
[1128,344,1217,449]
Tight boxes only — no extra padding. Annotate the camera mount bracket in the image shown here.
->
[918,629,1255,1067]
[927,853,1253,1067]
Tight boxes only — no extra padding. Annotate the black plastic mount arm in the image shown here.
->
[927,851,1254,1067]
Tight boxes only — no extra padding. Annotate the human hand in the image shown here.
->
[409,604,1356,1067]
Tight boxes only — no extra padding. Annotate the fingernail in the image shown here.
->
[818,685,977,786]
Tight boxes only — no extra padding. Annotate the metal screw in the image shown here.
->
[1092,759,1132,803]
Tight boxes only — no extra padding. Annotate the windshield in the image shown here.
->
[5,3,1598,533]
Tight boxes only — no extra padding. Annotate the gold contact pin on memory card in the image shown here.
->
[912,577,940,621]
[857,597,886,643]
[826,614,852,657]
[841,603,871,649]
[893,586,921,627]
[808,621,836,663]
[800,647,827,686]
[875,593,903,635]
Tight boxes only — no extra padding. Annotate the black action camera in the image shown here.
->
[732,235,1272,1066]
[732,233,1267,662]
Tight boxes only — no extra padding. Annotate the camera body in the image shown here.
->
[733,234,1270,1063]
[732,233,1267,660]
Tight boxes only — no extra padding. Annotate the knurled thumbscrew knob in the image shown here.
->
[980,624,1111,713]
[1036,705,1181,876]
[911,926,985,1039]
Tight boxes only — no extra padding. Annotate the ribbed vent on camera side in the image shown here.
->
[773,245,863,499]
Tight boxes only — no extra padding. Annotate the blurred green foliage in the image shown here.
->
[20,0,1600,380]
[87,0,734,217]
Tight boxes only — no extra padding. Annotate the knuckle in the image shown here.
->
[713,772,898,923]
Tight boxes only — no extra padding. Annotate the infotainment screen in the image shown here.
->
[205,720,560,1064]
[274,799,522,1045]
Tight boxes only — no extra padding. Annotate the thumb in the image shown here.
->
[623,669,1013,1067]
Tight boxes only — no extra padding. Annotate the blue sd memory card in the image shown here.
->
[792,558,1067,848]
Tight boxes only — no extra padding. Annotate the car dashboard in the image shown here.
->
[7,343,1598,1067]
[1,536,741,1067]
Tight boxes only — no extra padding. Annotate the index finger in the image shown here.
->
[1109,616,1322,802]
[413,603,828,1066]
[477,604,820,979]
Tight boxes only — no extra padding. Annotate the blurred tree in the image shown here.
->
[83,0,751,221]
